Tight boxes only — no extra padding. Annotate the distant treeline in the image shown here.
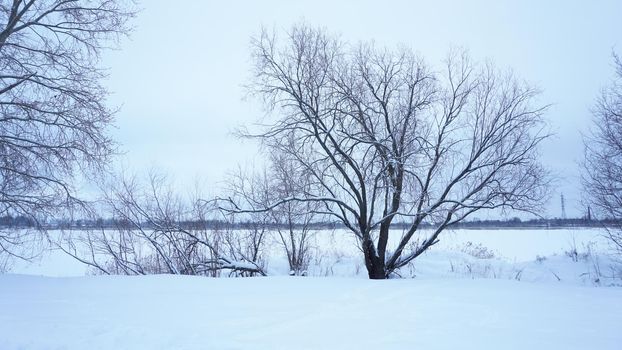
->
[0,215,38,228]
[1,215,618,231]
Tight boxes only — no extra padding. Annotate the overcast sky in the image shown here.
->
[101,0,622,218]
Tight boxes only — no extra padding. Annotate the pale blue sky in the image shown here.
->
[101,0,622,218]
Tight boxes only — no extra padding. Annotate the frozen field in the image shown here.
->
[2,228,621,349]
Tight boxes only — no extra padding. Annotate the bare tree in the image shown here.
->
[223,166,274,274]
[226,153,320,275]
[582,53,622,257]
[59,171,267,277]
[240,24,550,279]
[0,1,135,260]
[268,151,319,275]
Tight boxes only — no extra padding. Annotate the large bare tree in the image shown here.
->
[0,1,135,258]
[582,53,622,256]
[242,24,550,279]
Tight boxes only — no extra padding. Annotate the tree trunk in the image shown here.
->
[367,259,387,279]
[363,241,387,279]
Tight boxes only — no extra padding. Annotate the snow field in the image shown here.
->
[1,228,620,349]
[1,274,620,350]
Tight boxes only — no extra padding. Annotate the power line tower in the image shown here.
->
[587,206,591,221]
[560,193,567,219]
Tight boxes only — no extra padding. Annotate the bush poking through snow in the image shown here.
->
[460,241,496,259]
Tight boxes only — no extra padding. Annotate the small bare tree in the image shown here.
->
[223,166,274,274]
[0,1,135,261]
[223,150,321,276]
[242,24,550,279]
[268,151,319,275]
[59,171,267,277]
[582,53,622,257]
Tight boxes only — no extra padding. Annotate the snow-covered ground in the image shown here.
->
[1,275,621,350]
[10,227,618,284]
[2,228,621,349]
